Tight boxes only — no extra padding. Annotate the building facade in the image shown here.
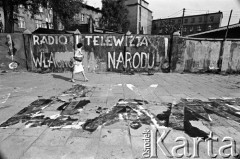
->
[73,4,102,29]
[0,7,4,33]
[14,5,53,33]
[1,3,101,33]
[152,12,223,36]
[125,0,152,34]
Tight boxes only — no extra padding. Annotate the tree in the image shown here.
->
[2,0,42,33]
[1,0,83,32]
[99,0,130,33]
[41,0,83,30]
[157,20,181,35]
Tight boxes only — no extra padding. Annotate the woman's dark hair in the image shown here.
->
[77,43,83,48]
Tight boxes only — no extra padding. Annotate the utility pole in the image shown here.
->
[224,10,233,40]
[180,8,185,36]
[218,9,233,72]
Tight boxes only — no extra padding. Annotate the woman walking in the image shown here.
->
[71,43,88,83]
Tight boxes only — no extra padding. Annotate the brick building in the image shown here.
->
[152,12,223,36]
[125,0,152,34]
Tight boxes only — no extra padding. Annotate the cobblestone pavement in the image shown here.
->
[0,71,240,159]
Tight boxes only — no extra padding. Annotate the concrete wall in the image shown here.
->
[0,33,27,70]
[29,34,74,72]
[78,34,168,72]
[222,41,240,73]
[2,33,240,74]
[171,37,240,73]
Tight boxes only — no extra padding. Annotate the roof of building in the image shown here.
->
[187,23,240,38]
[126,1,152,13]
[32,28,70,34]
[82,4,101,13]
[94,27,123,34]
[153,11,223,22]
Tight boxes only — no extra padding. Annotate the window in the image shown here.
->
[39,6,43,13]
[49,9,53,15]
[191,18,195,23]
[178,19,182,23]
[190,27,193,32]
[172,20,175,24]
[59,23,64,30]
[81,14,85,22]
[49,23,53,29]
[183,27,187,32]
[18,17,25,28]
[42,23,47,28]
[208,25,212,30]
[184,19,188,23]
[86,15,90,22]
[199,17,202,22]
[210,16,214,22]
[197,26,201,32]
[35,19,42,29]
[19,4,24,9]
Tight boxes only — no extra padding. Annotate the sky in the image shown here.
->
[85,0,240,26]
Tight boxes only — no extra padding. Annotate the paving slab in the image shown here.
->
[0,135,38,159]
[0,128,16,142]
[13,126,47,137]
[33,129,72,147]
[20,146,66,159]
[63,137,99,159]
[96,128,133,159]
[1,72,240,158]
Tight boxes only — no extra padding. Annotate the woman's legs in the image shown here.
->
[81,71,88,81]
[71,71,76,82]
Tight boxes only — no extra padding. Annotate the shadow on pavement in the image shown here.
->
[0,151,7,159]
[52,74,71,82]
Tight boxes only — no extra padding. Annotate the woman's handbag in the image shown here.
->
[74,56,83,62]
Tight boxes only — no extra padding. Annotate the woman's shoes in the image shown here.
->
[70,79,88,82]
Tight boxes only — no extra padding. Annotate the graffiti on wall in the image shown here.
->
[0,33,26,70]
[108,52,155,70]
[32,34,74,71]
[82,34,167,72]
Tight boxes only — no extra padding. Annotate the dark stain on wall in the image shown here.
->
[0,33,27,70]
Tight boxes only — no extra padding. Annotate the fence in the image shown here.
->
[25,33,169,73]
[171,36,240,73]
[0,32,239,74]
